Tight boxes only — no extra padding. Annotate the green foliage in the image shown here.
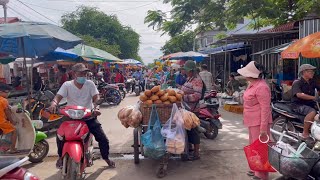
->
[61,6,140,59]
[144,0,320,36]
[215,32,228,40]
[161,31,195,55]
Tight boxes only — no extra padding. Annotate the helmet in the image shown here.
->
[97,72,103,77]
[311,121,320,141]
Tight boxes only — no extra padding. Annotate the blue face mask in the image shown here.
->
[76,77,86,84]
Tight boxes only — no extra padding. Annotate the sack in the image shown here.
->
[244,139,276,172]
[141,105,166,159]
[162,103,186,154]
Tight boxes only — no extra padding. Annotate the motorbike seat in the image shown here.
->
[273,102,305,121]
[0,157,20,169]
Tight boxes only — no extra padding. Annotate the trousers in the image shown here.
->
[56,118,110,160]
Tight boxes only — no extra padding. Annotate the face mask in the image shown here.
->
[76,77,86,84]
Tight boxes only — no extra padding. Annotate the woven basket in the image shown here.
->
[140,103,181,125]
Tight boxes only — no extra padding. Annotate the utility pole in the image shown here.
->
[0,0,9,23]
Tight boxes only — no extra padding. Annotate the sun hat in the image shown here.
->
[183,60,197,72]
[72,63,89,72]
[298,64,316,75]
[237,61,261,78]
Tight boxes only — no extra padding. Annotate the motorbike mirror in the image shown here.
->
[32,120,43,129]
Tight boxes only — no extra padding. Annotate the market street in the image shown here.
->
[23,95,281,180]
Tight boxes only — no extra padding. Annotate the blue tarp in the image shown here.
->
[199,42,246,54]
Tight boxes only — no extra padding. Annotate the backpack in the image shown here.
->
[201,80,206,100]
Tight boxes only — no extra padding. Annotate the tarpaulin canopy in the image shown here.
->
[70,44,122,62]
[251,42,292,56]
[161,51,208,62]
[282,32,320,59]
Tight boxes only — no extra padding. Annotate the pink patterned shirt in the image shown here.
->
[181,76,203,111]
[243,79,273,132]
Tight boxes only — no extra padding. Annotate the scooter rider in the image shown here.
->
[49,63,115,168]
[291,64,320,139]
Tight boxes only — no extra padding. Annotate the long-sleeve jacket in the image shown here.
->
[243,79,273,132]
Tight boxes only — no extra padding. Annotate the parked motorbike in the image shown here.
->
[24,85,65,131]
[57,100,103,180]
[116,83,126,99]
[271,82,283,102]
[183,101,222,140]
[97,82,122,105]
[0,105,40,180]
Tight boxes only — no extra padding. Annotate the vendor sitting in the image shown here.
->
[0,83,17,153]
[226,74,240,96]
[181,60,202,161]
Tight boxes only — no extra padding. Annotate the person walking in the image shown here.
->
[199,64,214,91]
[237,61,273,180]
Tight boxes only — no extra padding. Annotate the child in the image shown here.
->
[0,83,17,153]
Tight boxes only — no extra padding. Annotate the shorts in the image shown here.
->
[292,104,316,116]
[0,121,15,134]
[187,128,200,144]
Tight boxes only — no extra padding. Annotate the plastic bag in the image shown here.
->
[117,102,142,128]
[162,103,186,154]
[244,139,276,172]
[141,105,166,159]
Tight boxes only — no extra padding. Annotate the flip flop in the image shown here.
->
[106,159,116,168]
[188,155,200,161]
[247,171,254,176]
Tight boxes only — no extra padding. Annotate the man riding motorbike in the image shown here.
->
[131,69,144,92]
[49,63,115,169]
[291,64,320,140]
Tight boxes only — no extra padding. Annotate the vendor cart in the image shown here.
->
[133,103,189,178]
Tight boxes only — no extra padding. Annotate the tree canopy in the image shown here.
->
[161,30,195,55]
[145,0,320,37]
[61,6,141,60]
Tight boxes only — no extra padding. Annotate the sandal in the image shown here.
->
[105,159,116,168]
[6,149,20,154]
[188,155,200,161]
[247,171,254,176]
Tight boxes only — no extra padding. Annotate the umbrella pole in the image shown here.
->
[21,37,32,118]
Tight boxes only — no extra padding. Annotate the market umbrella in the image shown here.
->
[0,21,82,116]
[123,59,142,64]
[39,47,80,61]
[161,51,208,62]
[281,32,320,59]
[70,44,122,62]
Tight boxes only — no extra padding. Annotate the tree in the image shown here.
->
[145,0,320,36]
[61,6,141,60]
[161,31,195,55]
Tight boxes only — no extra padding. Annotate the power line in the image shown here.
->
[7,5,32,21]
[14,0,59,25]
[43,0,159,2]
[9,1,51,22]
[18,1,71,12]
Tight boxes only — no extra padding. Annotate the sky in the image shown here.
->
[0,0,172,64]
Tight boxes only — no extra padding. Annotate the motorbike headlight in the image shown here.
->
[67,109,85,119]
[24,172,40,180]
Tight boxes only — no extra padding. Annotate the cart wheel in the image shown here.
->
[133,128,140,164]
[156,166,167,178]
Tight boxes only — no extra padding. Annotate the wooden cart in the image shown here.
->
[132,103,189,178]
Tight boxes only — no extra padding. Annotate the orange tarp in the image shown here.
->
[281,32,320,59]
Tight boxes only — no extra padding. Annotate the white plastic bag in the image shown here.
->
[161,103,186,154]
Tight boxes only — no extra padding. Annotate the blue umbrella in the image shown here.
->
[39,47,80,61]
[0,21,82,58]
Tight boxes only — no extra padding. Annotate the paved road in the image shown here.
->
[23,94,281,179]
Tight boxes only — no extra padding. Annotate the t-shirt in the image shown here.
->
[291,78,320,107]
[57,80,99,109]
[199,70,213,91]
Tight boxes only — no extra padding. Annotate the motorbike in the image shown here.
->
[125,78,134,93]
[271,82,283,102]
[97,82,122,105]
[0,104,40,180]
[23,85,65,132]
[183,101,222,140]
[57,100,103,180]
[146,78,159,90]
[133,79,141,96]
[115,83,126,99]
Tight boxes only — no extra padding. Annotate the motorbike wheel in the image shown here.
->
[66,157,81,180]
[133,128,140,164]
[204,124,219,140]
[120,89,126,99]
[105,89,122,105]
[271,116,296,142]
[28,140,49,163]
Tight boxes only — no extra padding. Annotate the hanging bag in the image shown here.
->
[162,103,186,154]
[141,105,166,159]
[244,135,276,172]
